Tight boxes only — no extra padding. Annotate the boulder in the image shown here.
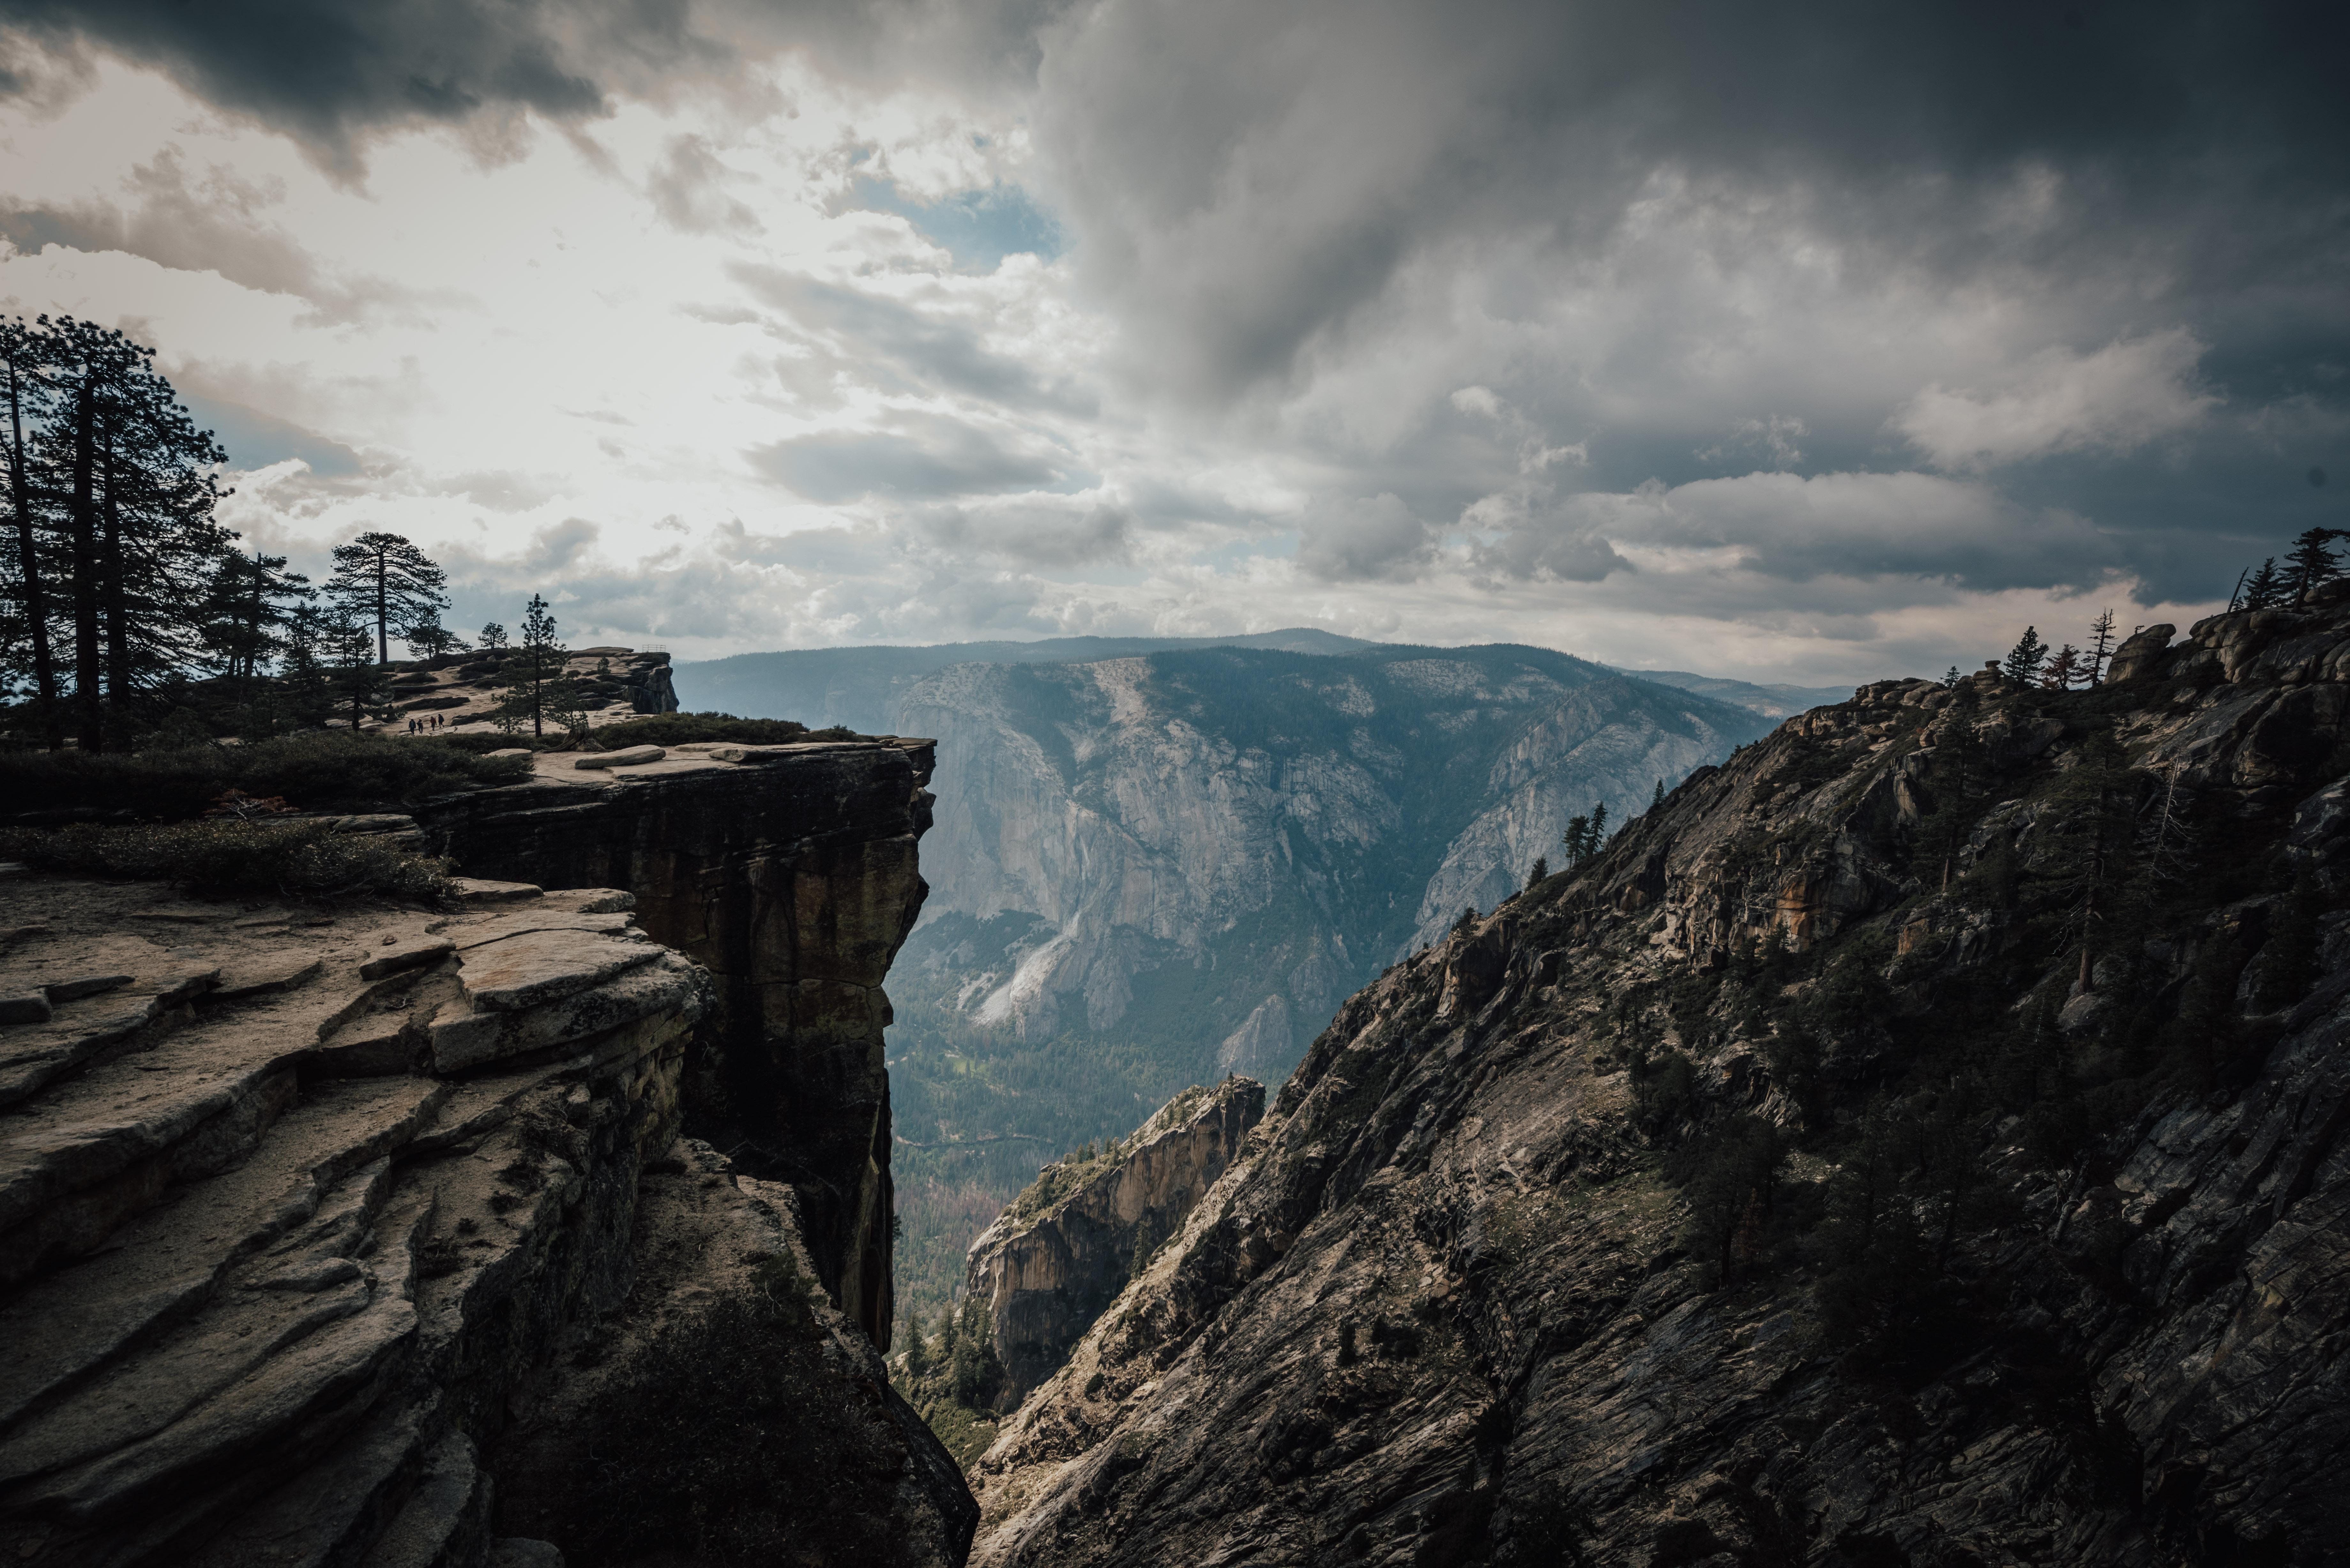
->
[2105,622,2176,682]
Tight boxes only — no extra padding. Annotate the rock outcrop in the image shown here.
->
[418,737,936,1345]
[966,599,2350,1566]
[965,1079,1264,1402]
[0,874,704,1567]
[380,646,678,729]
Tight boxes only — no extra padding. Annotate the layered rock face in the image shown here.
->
[418,738,936,1344]
[0,874,704,1566]
[968,592,2350,1566]
[895,647,1761,1078]
[966,1078,1265,1401]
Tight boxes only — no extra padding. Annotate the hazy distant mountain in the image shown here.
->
[674,629,1376,735]
[1606,667,1854,717]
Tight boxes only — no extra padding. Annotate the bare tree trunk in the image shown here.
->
[66,382,103,752]
[5,357,60,749]
[375,551,389,665]
[100,425,134,713]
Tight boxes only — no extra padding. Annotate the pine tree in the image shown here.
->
[2000,626,2049,684]
[1527,855,1549,889]
[30,317,235,750]
[402,611,466,660]
[1,318,63,747]
[2241,558,2286,610]
[494,594,575,738]
[2282,528,2345,602]
[1940,666,1961,688]
[2040,644,2082,690]
[1452,904,1478,935]
[1590,800,1609,844]
[2085,610,2118,685]
[328,610,395,727]
[1652,777,1665,810]
[328,532,448,666]
[1561,813,1591,865]
[477,621,509,653]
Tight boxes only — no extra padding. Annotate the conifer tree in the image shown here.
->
[2241,558,2285,610]
[1,318,62,747]
[1561,813,1591,865]
[1590,800,1609,844]
[329,610,396,728]
[1527,855,1549,889]
[402,610,466,660]
[477,621,508,653]
[1652,777,1665,809]
[2282,528,2344,602]
[2085,609,2118,685]
[494,594,577,738]
[1941,666,1960,688]
[2000,626,2049,684]
[2040,644,2082,690]
[328,531,448,666]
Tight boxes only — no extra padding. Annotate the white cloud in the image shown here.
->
[1894,328,2219,471]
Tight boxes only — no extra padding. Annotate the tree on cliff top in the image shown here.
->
[2283,527,2344,602]
[326,531,448,667]
[493,593,583,738]
[2001,626,2049,684]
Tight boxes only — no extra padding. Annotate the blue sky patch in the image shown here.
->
[850,176,1062,271]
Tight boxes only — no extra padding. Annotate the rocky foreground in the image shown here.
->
[0,733,970,1568]
[968,595,2350,1566]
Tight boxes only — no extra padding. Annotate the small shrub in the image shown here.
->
[0,819,456,902]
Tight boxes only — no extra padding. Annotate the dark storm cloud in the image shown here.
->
[0,0,710,172]
[1038,0,2350,398]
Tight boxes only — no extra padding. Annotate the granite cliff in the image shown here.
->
[0,736,972,1567]
[417,736,936,1345]
[966,592,2350,1566]
[964,1078,1265,1404]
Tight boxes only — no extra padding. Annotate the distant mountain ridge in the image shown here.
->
[675,630,1850,733]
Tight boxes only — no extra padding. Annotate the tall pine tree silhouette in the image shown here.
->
[327,531,448,666]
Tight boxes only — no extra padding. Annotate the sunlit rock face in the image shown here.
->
[896,645,1763,1082]
[965,591,2350,1568]
[965,1078,1265,1403]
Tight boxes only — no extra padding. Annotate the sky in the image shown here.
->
[0,0,2343,683]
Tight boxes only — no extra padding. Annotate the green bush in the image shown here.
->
[0,731,530,820]
[0,819,456,902]
[568,1254,905,1568]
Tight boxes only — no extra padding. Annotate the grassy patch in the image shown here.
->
[0,819,456,902]
[917,1397,1003,1472]
[0,731,529,820]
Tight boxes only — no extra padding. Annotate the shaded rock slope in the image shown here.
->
[969,592,2350,1567]
[966,1078,1265,1404]
[418,736,937,1345]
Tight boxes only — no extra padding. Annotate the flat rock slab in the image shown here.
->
[359,939,453,982]
[572,746,664,770]
[214,958,324,1001]
[457,931,661,1013]
[45,975,132,1004]
[449,879,542,905]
